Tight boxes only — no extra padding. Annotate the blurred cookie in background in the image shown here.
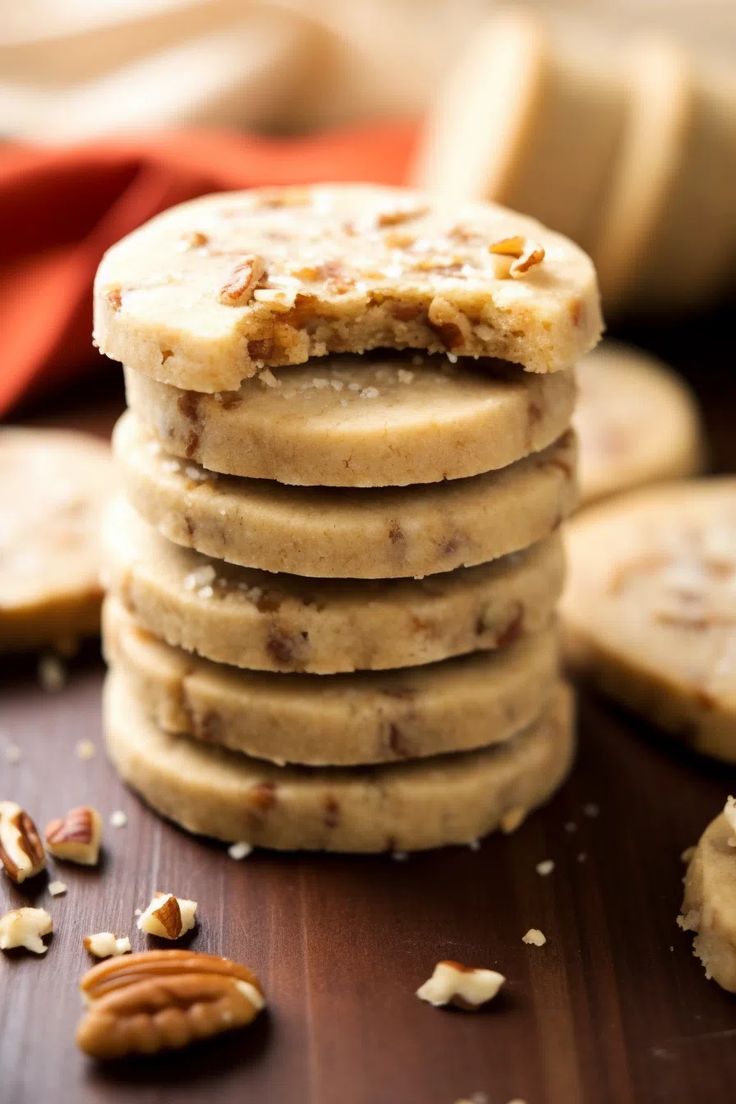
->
[412,10,627,257]
[575,342,704,506]
[414,13,736,317]
[562,478,736,762]
[0,429,113,653]
[592,36,736,313]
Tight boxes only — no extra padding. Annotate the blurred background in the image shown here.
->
[1,0,734,445]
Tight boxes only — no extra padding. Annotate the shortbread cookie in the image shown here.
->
[680,806,736,991]
[104,672,575,851]
[414,11,625,254]
[593,36,690,310]
[0,428,113,652]
[598,44,736,312]
[103,596,560,766]
[563,479,736,761]
[94,183,602,391]
[575,343,703,505]
[114,413,577,579]
[123,356,576,487]
[104,498,564,673]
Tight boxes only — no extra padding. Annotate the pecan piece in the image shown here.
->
[489,235,545,278]
[0,801,46,884]
[45,805,103,866]
[0,907,53,954]
[137,892,198,940]
[76,950,265,1058]
[416,960,505,1010]
[218,255,266,306]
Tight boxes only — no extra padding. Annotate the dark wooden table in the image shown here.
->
[3,315,736,1104]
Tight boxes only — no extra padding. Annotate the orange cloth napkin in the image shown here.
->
[0,124,417,416]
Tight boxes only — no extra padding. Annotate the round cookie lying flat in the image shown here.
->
[123,356,576,487]
[562,479,736,761]
[104,672,575,851]
[680,805,736,991]
[0,428,113,653]
[114,412,577,579]
[94,183,602,390]
[104,498,564,674]
[103,596,560,766]
[575,342,703,506]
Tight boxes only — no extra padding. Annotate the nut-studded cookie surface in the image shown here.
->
[563,478,736,760]
[94,183,602,391]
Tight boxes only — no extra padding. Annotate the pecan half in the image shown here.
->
[0,801,46,884]
[218,255,267,305]
[45,806,102,866]
[489,235,545,278]
[76,950,265,1059]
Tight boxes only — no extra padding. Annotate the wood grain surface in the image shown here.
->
[2,313,736,1104]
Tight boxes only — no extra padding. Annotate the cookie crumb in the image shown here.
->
[228,841,252,860]
[583,802,599,818]
[75,739,96,761]
[564,821,578,833]
[48,880,67,897]
[258,368,280,388]
[577,852,587,863]
[183,564,216,592]
[38,654,66,693]
[110,810,128,828]
[522,928,546,947]
[392,851,409,862]
[680,846,696,863]
[84,932,131,958]
[467,839,481,852]
[536,860,555,876]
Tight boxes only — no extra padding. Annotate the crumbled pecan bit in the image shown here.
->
[416,961,505,1010]
[0,801,46,884]
[137,892,198,940]
[0,907,53,954]
[76,950,265,1059]
[84,932,132,959]
[489,236,545,278]
[181,230,209,250]
[45,805,103,866]
[522,928,547,946]
[384,230,416,249]
[375,206,429,228]
[105,287,123,311]
[218,255,267,306]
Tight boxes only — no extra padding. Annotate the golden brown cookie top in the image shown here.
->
[94,183,602,391]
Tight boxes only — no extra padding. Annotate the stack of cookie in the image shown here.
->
[94,183,601,852]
